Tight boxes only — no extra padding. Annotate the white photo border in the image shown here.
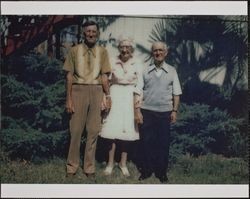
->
[0,1,248,198]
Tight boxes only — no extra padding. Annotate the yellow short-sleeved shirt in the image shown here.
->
[63,43,111,84]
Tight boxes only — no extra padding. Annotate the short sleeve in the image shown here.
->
[63,48,75,73]
[101,48,111,74]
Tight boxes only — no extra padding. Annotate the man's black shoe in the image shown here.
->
[158,175,168,183]
[138,173,152,181]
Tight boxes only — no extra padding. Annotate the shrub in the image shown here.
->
[1,116,69,162]
[170,103,247,161]
[1,53,67,132]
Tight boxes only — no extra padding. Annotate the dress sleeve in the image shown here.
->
[63,47,75,73]
[133,62,144,96]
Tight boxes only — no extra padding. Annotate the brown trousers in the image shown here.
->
[66,84,103,174]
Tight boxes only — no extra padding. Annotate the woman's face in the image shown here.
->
[118,40,133,62]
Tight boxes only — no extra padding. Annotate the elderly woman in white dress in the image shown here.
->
[99,37,143,177]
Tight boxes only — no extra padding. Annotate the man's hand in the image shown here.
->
[66,98,74,114]
[101,95,112,110]
[170,111,177,123]
[134,108,143,124]
[106,96,112,109]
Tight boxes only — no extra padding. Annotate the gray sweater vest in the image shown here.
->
[141,65,179,112]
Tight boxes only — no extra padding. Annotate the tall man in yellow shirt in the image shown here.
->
[63,21,111,178]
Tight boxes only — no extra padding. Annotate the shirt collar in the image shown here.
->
[148,62,169,74]
[115,56,135,66]
[82,43,97,57]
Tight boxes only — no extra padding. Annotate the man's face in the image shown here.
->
[84,25,98,45]
[152,43,168,65]
[118,40,133,62]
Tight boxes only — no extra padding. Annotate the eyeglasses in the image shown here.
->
[119,45,132,49]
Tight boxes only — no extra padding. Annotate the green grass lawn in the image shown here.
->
[0,153,248,184]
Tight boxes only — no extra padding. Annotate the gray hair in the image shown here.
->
[117,35,135,49]
[151,41,168,51]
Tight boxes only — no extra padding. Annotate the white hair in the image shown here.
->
[117,35,135,49]
[151,41,168,51]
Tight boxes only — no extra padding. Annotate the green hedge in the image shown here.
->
[1,117,69,162]
[1,102,247,162]
[1,53,248,162]
[170,103,247,161]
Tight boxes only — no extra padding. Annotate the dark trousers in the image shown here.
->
[139,109,171,177]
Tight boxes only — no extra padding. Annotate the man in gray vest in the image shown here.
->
[136,41,182,183]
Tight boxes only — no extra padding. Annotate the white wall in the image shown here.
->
[100,16,160,63]
[100,16,228,86]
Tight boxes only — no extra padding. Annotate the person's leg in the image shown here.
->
[107,142,116,166]
[103,142,116,175]
[118,140,131,177]
[154,111,171,183]
[118,152,130,176]
[119,151,127,167]
[66,85,89,174]
[84,85,103,174]
[138,109,156,180]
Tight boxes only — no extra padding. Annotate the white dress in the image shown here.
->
[99,57,143,141]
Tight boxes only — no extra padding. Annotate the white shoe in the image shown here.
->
[119,164,130,177]
[103,165,114,175]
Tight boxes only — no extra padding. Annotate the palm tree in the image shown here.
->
[146,15,247,114]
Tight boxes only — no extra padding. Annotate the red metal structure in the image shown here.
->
[1,15,81,58]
